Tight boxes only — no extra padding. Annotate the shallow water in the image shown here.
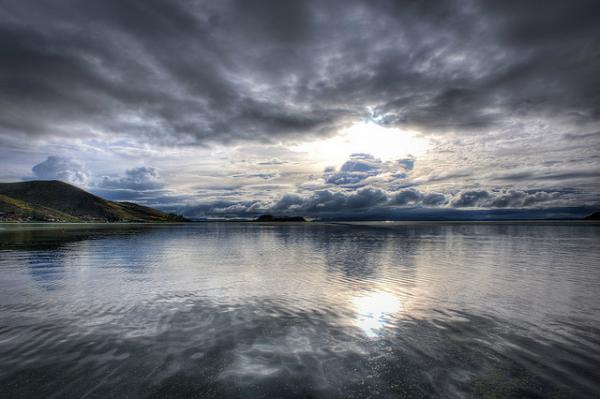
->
[0,222,599,398]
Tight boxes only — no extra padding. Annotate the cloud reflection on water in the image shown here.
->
[0,223,599,397]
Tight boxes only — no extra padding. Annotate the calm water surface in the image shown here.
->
[0,222,599,398]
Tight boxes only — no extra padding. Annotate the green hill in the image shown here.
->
[0,180,188,222]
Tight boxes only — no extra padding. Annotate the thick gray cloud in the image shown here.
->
[177,186,577,219]
[1,0,599,146]
[90,166,168,203]
[324,154,415,187]
[451,190,492,208]
[388,187,450,207]
[99,166,163,190]
[325,154,382,186]
[29,156,89,185]
[391,188,422,206]
[422,192,450,207]
[451,189,561,209]
[296,188,390,213]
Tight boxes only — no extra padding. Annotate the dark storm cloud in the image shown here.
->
[2,0,599,145]
[0,0,346,145]
[381,0,600,129]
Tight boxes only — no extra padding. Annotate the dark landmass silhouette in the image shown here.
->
[255,214,307,222]
[583,212,600,220]
[0,180,188,222]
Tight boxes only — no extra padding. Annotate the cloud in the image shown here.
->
[3,0,600,217]
[272,193,304,211]
[391,188,422,206]
[388,188,449,207]
[422,192,450,206]
[396,158,415,171]
[493,169,600,182]
[257,158,287,165]
[297,188,389,213]
[231,172,279,180]
[99,166,163,190]
[325,154,382,186]
[272,187,571,217]
[178,185,580,219]
[273,187,448,215]
[490,190,561,208]
[452,189,562,208]
[1,0,598,148]
[30,156,89,185]
[226,187,391,217]
[323,154,415,187]
[451,190,492,208]
[180,200,264,219]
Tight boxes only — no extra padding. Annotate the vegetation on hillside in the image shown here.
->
[0,181,188,222]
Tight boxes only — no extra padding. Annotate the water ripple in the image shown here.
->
[0,222,598,398]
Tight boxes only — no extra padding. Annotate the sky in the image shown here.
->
[1,0,599,220]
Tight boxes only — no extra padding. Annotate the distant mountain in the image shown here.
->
[583,212,600,220]
[255,214,307,222]
[0,180,188,222]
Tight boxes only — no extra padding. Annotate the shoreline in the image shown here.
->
[1,219,597,228]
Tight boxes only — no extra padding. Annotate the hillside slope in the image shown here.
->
[0,180,188,222]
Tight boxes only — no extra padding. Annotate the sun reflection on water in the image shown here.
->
[352,291,402,337]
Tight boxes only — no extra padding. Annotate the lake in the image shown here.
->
[0,222,599,398]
